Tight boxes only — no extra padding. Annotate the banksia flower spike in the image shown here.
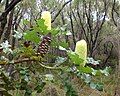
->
[41,11,51,30]
[75,39,87,67]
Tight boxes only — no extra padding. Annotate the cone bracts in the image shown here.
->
[37,33,51,57]
[75,39,87,66]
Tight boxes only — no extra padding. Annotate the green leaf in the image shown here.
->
[100,67,110,76]
[34,82,46,93]
[21,46,35,57]
[68,51,84,65]
[23,30,40,44]
[20,70,26,75]
[33,26,41,33]
[64,81,78,96]
[91,68,102,76]
[23,19,30,25]
[36,19,49,34]
[90,82,104,91]
[31,91,37,96]
[90,82,96,89]
[94,70,102,76]
[59,41,68,49]
[96,83,104,91]
[51,28,59,35]
[78,67,92,73]
[81,73,91,84]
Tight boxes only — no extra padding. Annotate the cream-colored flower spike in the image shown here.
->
[75,39,87,66]
[41,11,51,30]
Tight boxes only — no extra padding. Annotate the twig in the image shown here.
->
[0,0,22,21]
[111,0,117,27]
[51,0,72,23]
[0,58,62,70]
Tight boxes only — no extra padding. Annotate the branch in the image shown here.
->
[103,41,114,64]
[68,3,76,47]
[76,3,90,45]
[84,1,94,47]
[0,0,2,3]
[0,58,62,70]
[93,0,108,47]
[5,0,9,10]
[3,9,14,41]
[111,0,117,27]
[51,0,72,23]
[0,0,21,21]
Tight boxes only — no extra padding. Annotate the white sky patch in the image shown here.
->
[92,11,110,21]
[23,13,30,20]
[36,0,41,11]
[116,0,120,4]
[23,8,31,20]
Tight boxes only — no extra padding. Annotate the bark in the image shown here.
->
[68,11,76,49]
[0,0,21,39]
[3,9,14,41]
[52,0,72,23]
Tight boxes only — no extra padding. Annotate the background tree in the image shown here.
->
[0,0,119,95]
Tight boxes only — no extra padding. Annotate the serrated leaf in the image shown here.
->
[59,41,68,49]
[96,83,104,91]
[23,30,40,44]
[36,19,49,34]
[90,82,96,89]
[84,74,91,84]
[100,67,110,76]
[68,51,84,65]
[51,28,59,35]
[78,67,92,73]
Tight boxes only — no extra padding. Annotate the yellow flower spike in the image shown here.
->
[41,11,51,30]
[75,39,87,67]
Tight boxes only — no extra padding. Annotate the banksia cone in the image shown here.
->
[37,33,51,57]
[41,11,51,30]
[75,39,87,66]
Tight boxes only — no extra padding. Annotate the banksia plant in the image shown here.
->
[41,11,51,30]
[75,39,87,67]
[37,11,52,57]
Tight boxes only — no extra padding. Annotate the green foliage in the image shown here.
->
[64,81,78,96]
[60,71,78,96]
[90,82,104,91]
[0,68,14,96]
[0,17,110,96]
[78,66,92,74]
[34,82,46,93]
[24,30,40,44]
[67,51,84,65]
[23,19,49,44]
